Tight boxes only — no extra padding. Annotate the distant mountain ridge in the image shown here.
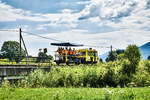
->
[140,42,150,59]
[99,42,150,61]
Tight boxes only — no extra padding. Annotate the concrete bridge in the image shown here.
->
[0,65,50,81]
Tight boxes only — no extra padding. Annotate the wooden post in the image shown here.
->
[110,45,113,57]
[19,28,22,61]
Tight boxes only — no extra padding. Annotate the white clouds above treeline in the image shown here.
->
[0,0,150,56]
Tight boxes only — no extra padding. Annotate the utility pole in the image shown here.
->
[19,28,29,64]
[19,28,22,59]
[110,45,112,54]
[110,45,113,59]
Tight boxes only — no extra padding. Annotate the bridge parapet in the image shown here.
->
[0,65,50,77]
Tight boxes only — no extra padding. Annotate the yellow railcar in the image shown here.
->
[51,42,98,65]
[54,48,98,65]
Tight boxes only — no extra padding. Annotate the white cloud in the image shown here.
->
[36,13,79,30]
[76,1,91,5]
[78,0,150,28]
[61,9,74,14]
[0,1,79,26]
[77,0,150,36]
[79,0,147,20]
[0,1,49,22]
[1,0,150,57]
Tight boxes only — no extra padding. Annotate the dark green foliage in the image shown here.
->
[144,61,150,73]
[147,56,150,60]
[105,49,124,62]
[36,52,53,63]
[99,58,103,63]
[36,52,47,62]
[124,45,141,74]
[121,60,132,75]
[1,41,26,63]
[118,60,132,87]
[103,68,119,87]
[83,68,98,87]
[119,74,131,87]
[116,49,124,55]
[124,45,141,66]
[106,51,118,62]
[48,55,53,60]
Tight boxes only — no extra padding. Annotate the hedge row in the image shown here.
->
[6,60,149,88]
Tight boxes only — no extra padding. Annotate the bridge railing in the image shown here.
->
[0,56,55,67]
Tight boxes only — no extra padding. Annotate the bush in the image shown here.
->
[103,67,119,87]
[144,60,150,73]
[83,67,98,87]
[25,69,46,88]
[132,63,150,87]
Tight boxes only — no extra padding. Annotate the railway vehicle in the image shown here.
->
[51,42,98,65]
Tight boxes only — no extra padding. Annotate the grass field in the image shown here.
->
[0,88,150,100]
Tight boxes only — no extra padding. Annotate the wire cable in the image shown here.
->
[0,29,120,49]
[84,44,110,48]
[22,31,117,49]
[0,29,19,32]
[22,31,65,42]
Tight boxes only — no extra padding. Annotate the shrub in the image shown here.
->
[133,68,150,87]
[103,67,119,87]
[144,60,150,73]
[83,67,98,87]
[25,69,46,87]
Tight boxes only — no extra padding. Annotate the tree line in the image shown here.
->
[0,41,53,63]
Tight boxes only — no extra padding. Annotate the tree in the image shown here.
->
[124,45,141,65]
[1,41,26,62]
[123,45,141,74]
[106,51,118,62]
[148,56,150,60]
[47,55,53,60]
[99,58,103,63]
[36,49,53,62]
[36,52,47,62]
[116,49,124,55]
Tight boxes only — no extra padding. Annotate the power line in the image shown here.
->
[84,44,110,48]
[21,31,112,49]
[22,31,65,42]
[0,29,18,32]
[0,29,120,49]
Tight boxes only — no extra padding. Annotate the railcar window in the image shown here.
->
[88,52,93,56]
[94,52,98,56]
[81,52,86,56]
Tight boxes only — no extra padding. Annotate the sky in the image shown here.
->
[0,0,150,56]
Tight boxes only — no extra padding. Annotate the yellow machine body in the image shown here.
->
[77,48,98,63]
[54,48,98,65]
